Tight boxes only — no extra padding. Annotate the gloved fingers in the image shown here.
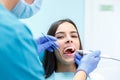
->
[75,53,82,60]
[38,35,57,44]
[46,47,54,52]
[74,53,82,65]
[46,41,59,50]
[41,41,53,48]
[75,58,80,65]
[52,41,59,48]
[90,57,100,72]
[46,41,59,52]
[38,45,45,53]
[94,56,101,62]
[37,41,53,53]
[92,50,101,57]
[37,41,58,53]
[47,36,57,41]
[38,47,53,53]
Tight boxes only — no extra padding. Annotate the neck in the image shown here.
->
[0,0,18,10]
[56,62,76,72]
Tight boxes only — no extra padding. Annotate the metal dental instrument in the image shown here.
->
[41,33,61,53]
[100,55,120,61]
[77,50,120,62]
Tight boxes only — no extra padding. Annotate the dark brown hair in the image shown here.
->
[43,18,83,78]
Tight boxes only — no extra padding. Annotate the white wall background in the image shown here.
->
[84,0,120,80]
[21,0,84,44]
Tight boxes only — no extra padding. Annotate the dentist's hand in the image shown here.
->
[36,35,58,53]
[75,50,101,75]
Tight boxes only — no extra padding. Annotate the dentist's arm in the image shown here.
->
[73,71,87,80]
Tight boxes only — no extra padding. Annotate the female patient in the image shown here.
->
[42,19,103,80]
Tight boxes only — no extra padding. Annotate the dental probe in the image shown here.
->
[41,33,61,52]
[77,50,120,62]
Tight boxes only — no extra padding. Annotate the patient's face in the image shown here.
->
[55,22,80,65]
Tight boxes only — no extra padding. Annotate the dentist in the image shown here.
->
[0,0,57,80]
[0,0,100,80]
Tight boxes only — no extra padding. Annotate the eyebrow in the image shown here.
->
[55,31,78,35]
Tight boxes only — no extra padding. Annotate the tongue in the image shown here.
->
[65,50,72,54]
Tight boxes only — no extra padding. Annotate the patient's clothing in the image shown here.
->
[46,72,105,80]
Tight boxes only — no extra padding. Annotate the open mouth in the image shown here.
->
[64,47,75,54]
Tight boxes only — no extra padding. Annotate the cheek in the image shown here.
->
[74,40,80,50]
[54,50,61,59]
[57,40,64,51]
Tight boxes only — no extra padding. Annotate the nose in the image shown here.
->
[66,36,73,43]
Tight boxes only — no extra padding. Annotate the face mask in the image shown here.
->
[11,0,42,18]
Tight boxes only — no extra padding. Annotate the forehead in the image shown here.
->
[56,22,77,33]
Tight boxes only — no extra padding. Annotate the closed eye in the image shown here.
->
[71,34,78,38]
[71,35,78,38]
[56,36,64,39]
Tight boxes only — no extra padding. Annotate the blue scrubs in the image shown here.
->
[39,51,45,62]
[0,4,44,80]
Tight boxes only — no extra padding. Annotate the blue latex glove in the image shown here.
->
[75,53,82,64]
[36,35,58,53]
[75,50,101,75]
